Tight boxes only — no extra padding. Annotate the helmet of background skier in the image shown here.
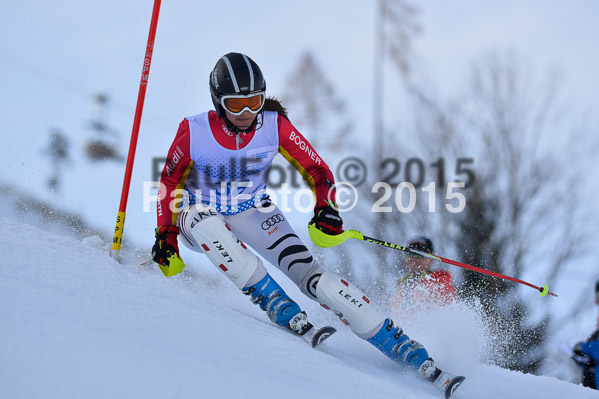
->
[408,237,434,254]
[209,52,266,118]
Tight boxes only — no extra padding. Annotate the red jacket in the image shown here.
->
[157,111,336,226]
[391,270,458,312]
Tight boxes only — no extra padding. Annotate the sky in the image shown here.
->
[3,1,598,142]
[1,5,597,260]
[1,0,597,277]
[415,1,599,102]
[1,0,597,262]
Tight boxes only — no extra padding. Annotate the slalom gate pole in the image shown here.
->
[111,0,162,260]
[308,225,557,297]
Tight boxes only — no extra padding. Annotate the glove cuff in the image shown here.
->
[314,199,338,213]
[155,225,180,237]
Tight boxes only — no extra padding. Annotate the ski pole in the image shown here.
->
[110,0,162,260]
[308,224,557,297]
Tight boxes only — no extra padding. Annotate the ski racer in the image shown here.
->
[151,52,464,397]
[391,237,458,314]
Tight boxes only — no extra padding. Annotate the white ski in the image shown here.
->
[431,369,466,399]
[288,311,336,348]
[299,324,337,348]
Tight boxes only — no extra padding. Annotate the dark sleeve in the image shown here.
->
[581,333,599,361]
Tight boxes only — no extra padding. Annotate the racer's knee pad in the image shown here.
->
[177,205,217,251]
[314,271,387,337]
[178,204,266,289]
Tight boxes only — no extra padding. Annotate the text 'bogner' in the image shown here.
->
[289,131,321,165]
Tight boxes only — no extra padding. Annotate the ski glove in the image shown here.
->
[310,200,343,235]
[152,225,186,277]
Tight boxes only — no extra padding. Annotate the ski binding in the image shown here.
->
[431,369,466,399]
[288,312,336,348]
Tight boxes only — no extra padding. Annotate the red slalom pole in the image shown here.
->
[411,249,558,297]
[111,0,162,259]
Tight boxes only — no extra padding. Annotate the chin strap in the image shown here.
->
[219,110,264,134]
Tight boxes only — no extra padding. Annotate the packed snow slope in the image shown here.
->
[0,217,596,399]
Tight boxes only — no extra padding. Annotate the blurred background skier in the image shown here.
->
[572,280,599,389]
[151,52,464,397]
[390,237,458,316]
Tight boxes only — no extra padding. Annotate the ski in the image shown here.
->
[299,324,337,348]
[232,308,336,348]
[430,368,466,399]
[288,311,336,348]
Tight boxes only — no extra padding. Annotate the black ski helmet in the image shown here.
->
[408,237,434,254]
[209,52,266,124]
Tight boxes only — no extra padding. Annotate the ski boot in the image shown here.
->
[243,274,336,347]
[243,273,302,327]
[367,319,465,398]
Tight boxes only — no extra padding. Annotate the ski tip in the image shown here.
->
[444,376,466,399]
[311,326,336,348]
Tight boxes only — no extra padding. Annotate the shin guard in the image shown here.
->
[314,271,387,336]
[184,205,265,289]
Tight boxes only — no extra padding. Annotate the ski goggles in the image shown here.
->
[220,93,265,116]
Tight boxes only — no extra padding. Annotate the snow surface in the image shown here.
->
[1,217,596,399]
